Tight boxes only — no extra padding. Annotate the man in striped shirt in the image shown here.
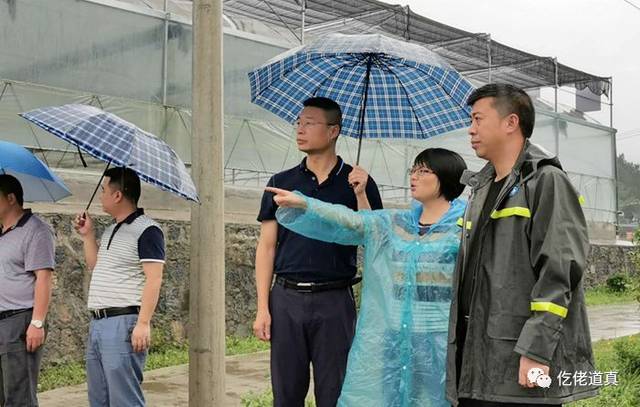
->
[74,167,165,407]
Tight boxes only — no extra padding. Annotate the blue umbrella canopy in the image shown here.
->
[0,140,71,202]
[249,33,475,163]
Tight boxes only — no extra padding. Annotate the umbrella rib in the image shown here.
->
[277,54,347,102]
[303,54,373,142]
[382,63,428,138]
[26,116,122,167]
[310,55,355,96]
[397,60,472,116]
[38,177,57,203]
[422,68,471,111]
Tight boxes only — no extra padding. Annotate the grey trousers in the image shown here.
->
[0,309,43,407]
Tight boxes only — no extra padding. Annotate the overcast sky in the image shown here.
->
[380,0,640,163]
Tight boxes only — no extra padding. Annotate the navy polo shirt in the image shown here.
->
[257,156,383,282]
[105,208,165,260]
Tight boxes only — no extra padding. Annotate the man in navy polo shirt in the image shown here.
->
[253,97,383,406]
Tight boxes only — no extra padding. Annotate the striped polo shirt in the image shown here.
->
[87,209,165,310]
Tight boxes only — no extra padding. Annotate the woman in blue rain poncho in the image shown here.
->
[266,148,467,407]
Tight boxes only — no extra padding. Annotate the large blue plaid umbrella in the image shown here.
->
[249,33,475,163]
[19,104,199,206]
[0,140,71,202]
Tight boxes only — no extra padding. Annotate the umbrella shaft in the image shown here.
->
[86,161,111,212]
[356,55,374,165]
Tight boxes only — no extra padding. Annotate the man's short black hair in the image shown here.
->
[104,167,141,205]
[0,174,24,206]
[467,83,535,138]
[303,97,342,130]
[414,148,467,201]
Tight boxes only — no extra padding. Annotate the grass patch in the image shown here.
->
[568,334,640,406]
[241,389,276,407]
[39,335,270,393]
[227,335,270,356]
[146,343,189,370]
[38,360,86,393]
[241,388,316,407]
[584,285,636,306]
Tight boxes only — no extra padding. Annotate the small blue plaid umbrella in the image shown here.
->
[249,33,475,163]
[0,140,71,202]
[19,104,198,206]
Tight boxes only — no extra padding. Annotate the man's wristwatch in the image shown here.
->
[30,319,44,329]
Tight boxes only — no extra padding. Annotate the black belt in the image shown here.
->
[275,276,361,293]
[91,306,140,320]
[0,308,32,321]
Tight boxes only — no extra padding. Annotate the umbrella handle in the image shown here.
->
[85,161,111,212]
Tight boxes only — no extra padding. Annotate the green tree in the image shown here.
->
[617,155,640,219]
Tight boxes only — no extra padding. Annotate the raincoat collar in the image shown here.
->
[410,198,465,230]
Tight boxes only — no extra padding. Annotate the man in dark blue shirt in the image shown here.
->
[253,97,383,406]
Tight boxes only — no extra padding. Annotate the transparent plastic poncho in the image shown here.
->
[276,194,465,407]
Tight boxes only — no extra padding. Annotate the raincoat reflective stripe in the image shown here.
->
[489,207,531,219]
[456,218,472,229]
[531,301,568,318]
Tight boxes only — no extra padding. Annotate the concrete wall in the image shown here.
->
[587,221,618,243]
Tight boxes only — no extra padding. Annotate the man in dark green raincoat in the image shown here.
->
[446,84,599,406]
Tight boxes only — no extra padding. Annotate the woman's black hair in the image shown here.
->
[413,148,467,201]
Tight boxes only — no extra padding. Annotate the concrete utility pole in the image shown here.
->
[190,0,225,405]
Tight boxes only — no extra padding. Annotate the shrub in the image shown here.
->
[614,335,640,376]
[606,273,632,293]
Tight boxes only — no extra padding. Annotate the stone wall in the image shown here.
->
[41,213,260,366]
[585,244,639,287]
[39,213,638,366]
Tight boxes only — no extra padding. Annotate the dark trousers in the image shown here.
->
[0,309,43,407]
[269,283,356,407]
